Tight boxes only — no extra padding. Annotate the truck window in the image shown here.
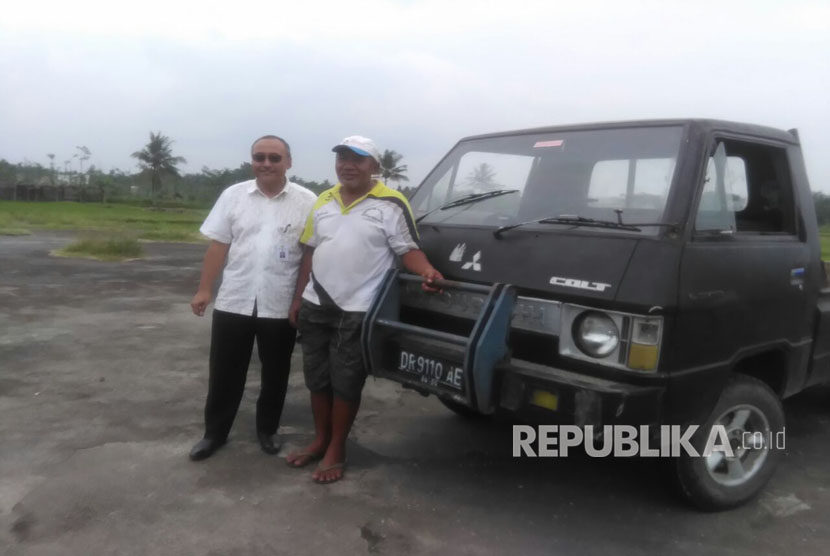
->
[694,139,795,235]
[425,168,454,211]
[588,158,675,210]
[410,126,684,232]
[417,151,535,223]
[454,152,534,197]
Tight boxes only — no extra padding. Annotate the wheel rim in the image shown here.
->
[704,403,771,487]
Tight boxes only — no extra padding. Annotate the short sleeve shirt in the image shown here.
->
[300,181,420,312]
[200,179,317,318]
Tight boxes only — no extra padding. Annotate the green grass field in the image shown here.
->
[820,232,830,261]
[58,235,145,261]
[0,201,208,242]
[4,200,830,260]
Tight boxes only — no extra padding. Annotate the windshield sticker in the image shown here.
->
[449,243,466,262]
[534,139,564,148]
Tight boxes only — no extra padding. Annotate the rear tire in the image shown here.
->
[674,374,785,511]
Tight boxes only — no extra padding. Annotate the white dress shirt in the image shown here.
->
[200,179,317,318]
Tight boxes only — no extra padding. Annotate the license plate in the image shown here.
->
[396,349,464,391]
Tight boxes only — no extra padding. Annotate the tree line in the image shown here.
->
[0,132,415,206]
[812,193,830,227]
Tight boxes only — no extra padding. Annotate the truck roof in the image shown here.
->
[460,119,799,145]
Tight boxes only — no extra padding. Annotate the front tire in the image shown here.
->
[438,397,488,419]
[674,374,785,511]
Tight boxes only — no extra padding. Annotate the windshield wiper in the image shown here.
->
[415,189,519,224]
[493,214,678,238]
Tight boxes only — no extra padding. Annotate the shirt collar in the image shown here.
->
[367,180,386,197]
[248,179,290,199]
[332,180,386,211]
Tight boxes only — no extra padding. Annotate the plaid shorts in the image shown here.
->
[297,300,367,402]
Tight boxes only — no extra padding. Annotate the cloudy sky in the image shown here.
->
[1,0,828,191]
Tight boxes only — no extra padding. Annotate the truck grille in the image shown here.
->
[399,283,561,366]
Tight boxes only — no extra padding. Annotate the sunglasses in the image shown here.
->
[252,153,283,163]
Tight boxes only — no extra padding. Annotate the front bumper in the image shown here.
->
[363,270,665,426]
[494,358,664,426]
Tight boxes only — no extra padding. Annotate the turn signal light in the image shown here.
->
[627,344,658,370]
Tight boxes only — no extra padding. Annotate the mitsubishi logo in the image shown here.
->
[449,243,466,262]
[461,251,482,272]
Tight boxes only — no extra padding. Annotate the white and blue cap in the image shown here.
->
[332,135,381,164]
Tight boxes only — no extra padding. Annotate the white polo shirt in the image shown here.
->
[299,181,420,312]
[200,179,317,318]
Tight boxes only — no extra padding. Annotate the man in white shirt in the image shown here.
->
[285,136,442,483]
[189,135,316,461]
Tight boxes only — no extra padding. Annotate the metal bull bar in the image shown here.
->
[361,269,516,414]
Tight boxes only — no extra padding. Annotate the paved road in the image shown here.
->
[1,233,829,555]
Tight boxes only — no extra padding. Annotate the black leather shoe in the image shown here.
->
[189,437,225,461]
[257,431,281,455]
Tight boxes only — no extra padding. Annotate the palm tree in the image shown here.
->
[466,163,499,192]
[74,146,91,185]
[379,149,409,187]
[131,132,187,200]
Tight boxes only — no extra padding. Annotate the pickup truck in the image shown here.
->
[362,119,829,511]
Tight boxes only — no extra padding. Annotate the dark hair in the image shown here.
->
[251,135,291,158]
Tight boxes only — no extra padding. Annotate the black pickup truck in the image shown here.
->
[362,119,830,510]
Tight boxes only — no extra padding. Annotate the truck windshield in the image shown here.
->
[410,126,684,234]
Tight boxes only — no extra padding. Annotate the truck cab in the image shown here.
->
[362,119,828,510]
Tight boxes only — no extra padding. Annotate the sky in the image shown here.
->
[1,0,829,191]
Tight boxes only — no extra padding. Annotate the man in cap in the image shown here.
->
[188,135,316,461]
[286,135,442,483]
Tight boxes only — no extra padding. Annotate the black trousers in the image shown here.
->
[203,309,297,441]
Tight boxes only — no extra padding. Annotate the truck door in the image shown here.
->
[675,136,812,396]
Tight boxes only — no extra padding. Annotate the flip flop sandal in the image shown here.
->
[313,461,347,484]
[285,450,324,468]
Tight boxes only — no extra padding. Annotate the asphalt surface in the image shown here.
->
[1,232,829,556]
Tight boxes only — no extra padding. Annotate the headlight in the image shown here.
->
[572,311,619,358]
[559,304,664,372]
